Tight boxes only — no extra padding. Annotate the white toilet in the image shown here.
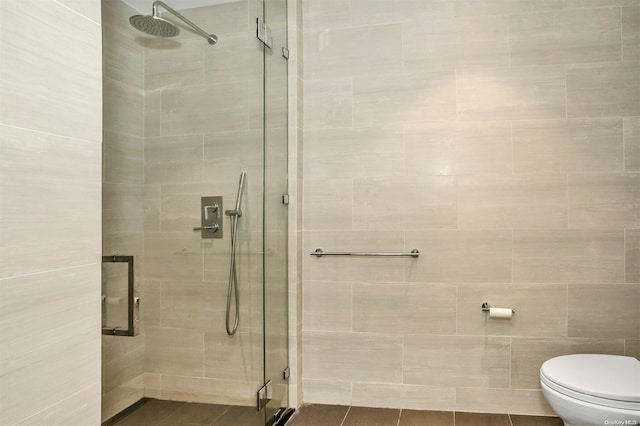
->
[540,354,640,426]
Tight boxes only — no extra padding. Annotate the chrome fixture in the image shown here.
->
[310,248,420,258]
[224,172,246,335]
[481,302,516,314]
[194,196,223,239]
[129,1,218,45]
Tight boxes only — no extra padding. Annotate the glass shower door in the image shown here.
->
[101,0,288,423]
[263,0,289,422]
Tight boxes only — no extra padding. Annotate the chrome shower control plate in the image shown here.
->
[197,196,223,239]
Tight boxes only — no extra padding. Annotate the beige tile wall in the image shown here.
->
[0,0,102,424]
[140,0,270,407]
[301,0,640,416]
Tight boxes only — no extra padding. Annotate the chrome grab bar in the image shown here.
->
[310,248,419,258]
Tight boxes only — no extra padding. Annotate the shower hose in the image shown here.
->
[226,210,240,335]
[225,171,245,336]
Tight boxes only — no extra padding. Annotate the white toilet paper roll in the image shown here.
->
[489,307,513,319]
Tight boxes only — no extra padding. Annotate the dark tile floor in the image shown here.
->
[111,399,563,426]
[286,404,563,426]
[112,400,264,426]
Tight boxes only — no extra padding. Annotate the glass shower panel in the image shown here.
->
[263,0,289,420]
[102,0,288,422]
[140,0,266,411]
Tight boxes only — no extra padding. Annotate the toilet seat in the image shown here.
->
[540,354,640,411]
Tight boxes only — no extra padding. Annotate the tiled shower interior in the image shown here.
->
[0,0,638,425]
[102,0,289,422]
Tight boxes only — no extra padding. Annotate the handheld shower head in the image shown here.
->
[225,172,246,218]
[129,1,218,45]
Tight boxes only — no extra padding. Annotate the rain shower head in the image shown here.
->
[129,1,218,45]
[129,15,180,38]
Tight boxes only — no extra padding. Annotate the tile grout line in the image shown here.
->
[339,406,351,426]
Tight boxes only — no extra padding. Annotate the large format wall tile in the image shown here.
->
[304,24,402,80]
[512,119,624,173]
[302,379,352,406]
[0,125,101,278]
[101,0,143,88]
[353,176,457,230]
[627,339,640,358]
[453,0,562,17]
[204,331,262,382]
[304,126,404,179]
[179,1,249,37]
[563,0,640,8]
[457,66,566,120]
[103,183,144,235]
[351,0,452,26]
[0,0,102,142]
[302,0,350,33]
[145,326,205,377]
[103,131,143,184]
[567,63,640,118]
[353,71,457,124]
[0,312,99,425]
[568,173,640,228]
[144,135,204,184]
[625,117,640,171]
[568,284,640,338]
[458,175,567,229]
[205,33,262,84]
[405,230,512,282]
[623,6,640,61]
[627,229,640,283]
[303,78,353,129]
[456,388,555,416]
[304,331,403,383]
[404,121,512,175]
[160,280,220,331]
[513,230,625,283]
[144,233,203,281]
[161,82,249,135]
[104,77,143,137]
[509,8,621,66]
[403,16,509,72]
[351,382,456,411]
[302,281,352,332]
[144,37,204,90]
[303,179,353,231]
[404,335,511,388]
[15,384,101,426]
[352,282,456,334]
[203,130,263,186]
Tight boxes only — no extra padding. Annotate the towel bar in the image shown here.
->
[310,248,419,258]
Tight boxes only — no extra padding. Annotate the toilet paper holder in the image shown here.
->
[481,302,515,314]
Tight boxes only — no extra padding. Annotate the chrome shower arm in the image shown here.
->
[152,1,218,44]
